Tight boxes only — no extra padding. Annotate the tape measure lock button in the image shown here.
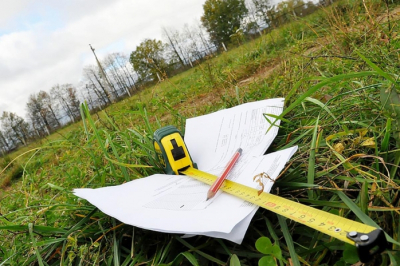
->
[170,138,185,161]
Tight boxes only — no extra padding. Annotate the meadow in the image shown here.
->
[1,0,400,265]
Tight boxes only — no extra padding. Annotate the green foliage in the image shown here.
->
[2,0,400,264]
[380,86,400,146]
[230,254,241,266]
[129,39,168,82]
[342,244,359,264]
[255,236,284,265]
[201,0,248,46]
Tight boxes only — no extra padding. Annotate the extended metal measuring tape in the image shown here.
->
[153,125,388,263]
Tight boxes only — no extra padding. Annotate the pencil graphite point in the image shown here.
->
[206,191,215,200]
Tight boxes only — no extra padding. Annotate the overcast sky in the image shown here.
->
[0,0,300,120]
[0,0,212,119]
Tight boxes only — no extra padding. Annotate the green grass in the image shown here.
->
[1,0,400,264]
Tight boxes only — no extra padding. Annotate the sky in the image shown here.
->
[0,0,209,119]
[0,0,303,120]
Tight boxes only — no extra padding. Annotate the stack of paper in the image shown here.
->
[74,98,297,244]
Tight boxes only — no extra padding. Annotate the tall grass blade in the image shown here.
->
[381,118,391,162]
[104,131,130,181]
[181,251,200,266]
[28,223,45,266]
[81,103,116,185]
[308,116,319,199]
[304,97,339,126]
[230,254,241,266]
[35,238,67,247]
[0,253,18,266]
[104,157,152,169]
[112,219,120,266]
[277,215,300,266]
[356,51,397,85]
[360,181,369,215]
[80,102,90,138]
[138,104,153,135]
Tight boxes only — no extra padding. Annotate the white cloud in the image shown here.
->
[0,0,206,118]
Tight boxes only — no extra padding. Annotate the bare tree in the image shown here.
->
[66,86,81,119]
[195,22,214,57]
[90,44,118,101]
[38,90,61,129]
[245,0,264,35]
[50,84,81,124]
[0,111,29,146]
[182,23,202,62]
[112,53,138,93]
[26,93,52,136]
[27,113,45,138]
[0,130,10,154]
[83,65,113,105]
[162,27,188,67]
[103,54,131,97]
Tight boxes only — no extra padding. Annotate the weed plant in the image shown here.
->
[1,0,400,265]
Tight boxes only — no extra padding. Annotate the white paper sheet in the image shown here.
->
[74,147,297,242]
[181,208,258,243]
[73,98,298,244]
[185,98,284,170]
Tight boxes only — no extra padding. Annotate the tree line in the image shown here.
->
[0,0,331,155]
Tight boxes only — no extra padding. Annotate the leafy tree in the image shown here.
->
[129,39,168,82]
[276,0,306,18]
[251,0,273,27]
[201,0,248,47]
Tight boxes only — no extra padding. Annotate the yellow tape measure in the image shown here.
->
[153,126,388,263]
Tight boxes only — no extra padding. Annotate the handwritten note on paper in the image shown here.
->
[184,98,284,170]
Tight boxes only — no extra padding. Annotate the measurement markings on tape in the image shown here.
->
[181,167,380,245]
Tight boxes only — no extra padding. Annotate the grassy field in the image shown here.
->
[1,0,400,265]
